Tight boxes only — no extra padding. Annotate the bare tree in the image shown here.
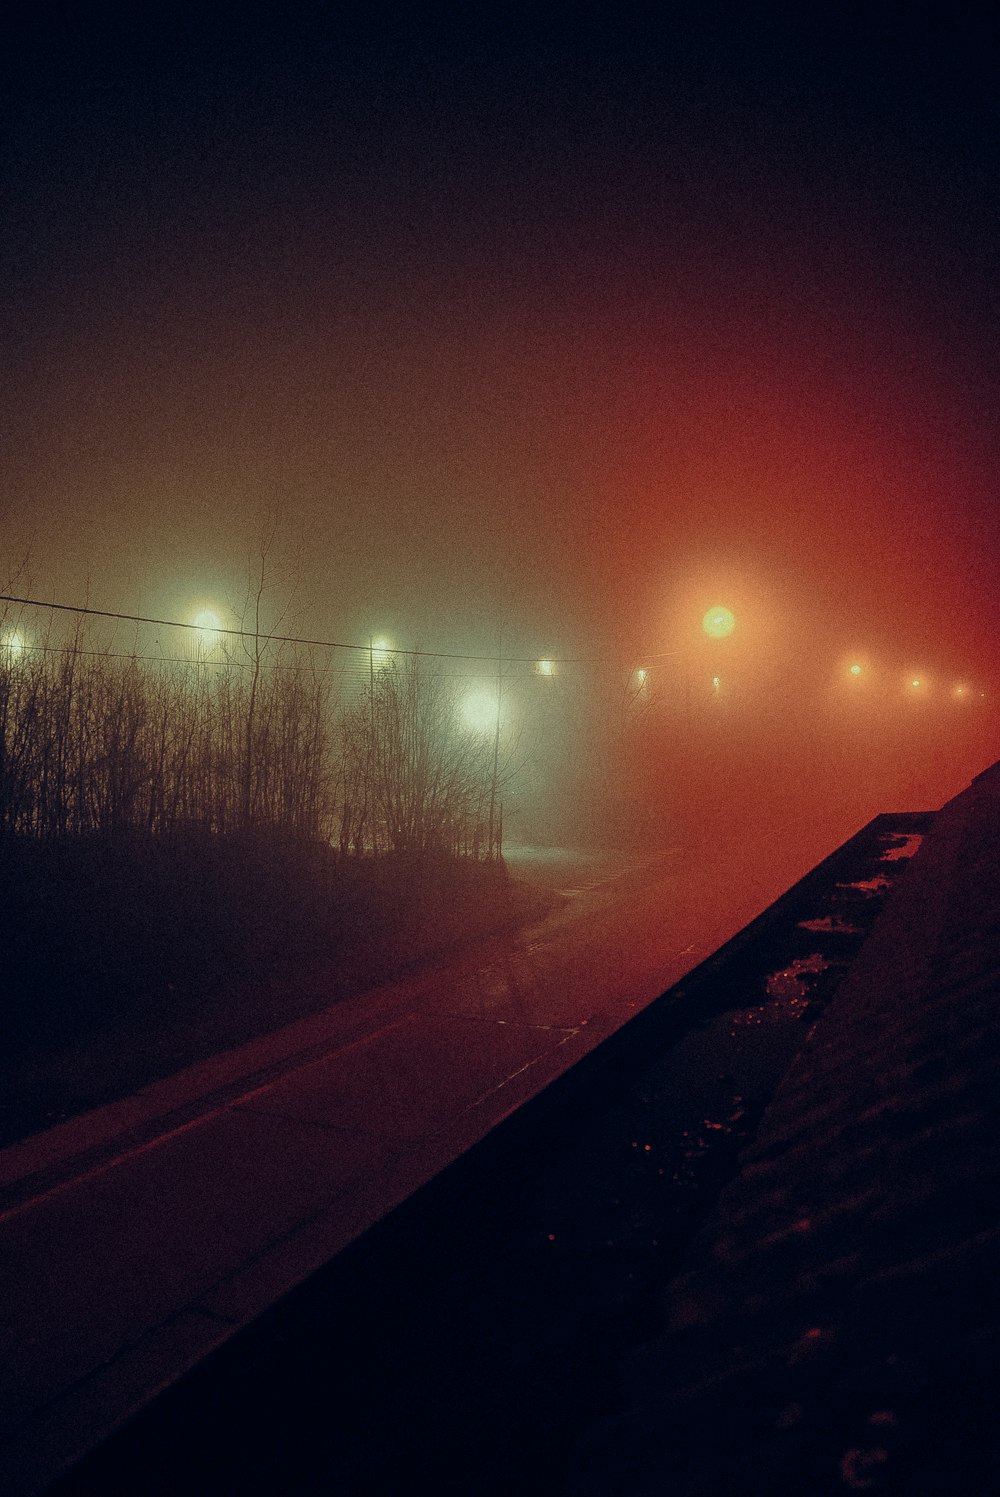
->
[336,656,512,861]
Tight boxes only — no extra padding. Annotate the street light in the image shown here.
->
[840,656,873,688]
[0,629,28,660]
[702,606,736,639]
[462,689,500,734]
[192,608,222,653]
[371,637,394,670]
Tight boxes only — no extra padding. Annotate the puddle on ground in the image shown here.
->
[726,953,834,1030]
[797,915,863,934]
[879,832,925,862]
[836,876,892,895]
[765,952,831,999]
[729,1001,806,1028]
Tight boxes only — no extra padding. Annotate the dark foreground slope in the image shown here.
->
[42,806,935,1497]
[574,760,1000,1496]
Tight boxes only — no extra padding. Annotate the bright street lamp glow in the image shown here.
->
[192,609,222,650]
[1,629,28,659]
[702,605,736,639]
[711,674,721,692]
[636,667,648,684]
[371,638,394,669]
[536,659,556,676]
[462,689,500,734]
[849,663,863,677]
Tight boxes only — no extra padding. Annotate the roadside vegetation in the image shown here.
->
[0,617,535,1137]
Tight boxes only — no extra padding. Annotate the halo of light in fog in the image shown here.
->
[840,655,873,688]
[536,659,556,676]
[1,630,28,659]
[462,689,500,734]
[192,608,222,650]
[702,606,736,639]
[371,638,394,669]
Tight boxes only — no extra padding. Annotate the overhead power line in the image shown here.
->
[3,593,986,693]
[0,592,679,667]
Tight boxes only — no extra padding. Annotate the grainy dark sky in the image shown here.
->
[2,5,998,759]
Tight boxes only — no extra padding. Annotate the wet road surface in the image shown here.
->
[32,817,931,1497]
[1,838,789,1497]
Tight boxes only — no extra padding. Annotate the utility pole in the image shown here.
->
[366,638,375,855]
[487,630,502,860]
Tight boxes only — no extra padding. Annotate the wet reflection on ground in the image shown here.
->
[797,914,863,934]
[419,847,712,1034]
[879,832,925,861]
[765,952,831,1000]
[837,874,892,894]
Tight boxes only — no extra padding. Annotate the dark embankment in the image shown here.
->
[0,833,551,1147]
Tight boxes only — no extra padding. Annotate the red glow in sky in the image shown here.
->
[2,8,997,842]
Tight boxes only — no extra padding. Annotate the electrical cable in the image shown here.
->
[0,592,679,668]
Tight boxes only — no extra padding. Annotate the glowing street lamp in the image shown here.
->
[702,605,736,640]
[535,658,556,677]
[192,608,222,652]
[371,637,394,670]
[0,629,28,660]
[849,663,863,678]
[462,689,500,735]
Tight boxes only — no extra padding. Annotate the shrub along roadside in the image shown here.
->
[0,833,554,1147]
[2,832,527,1047]
[0,629,511,858]
[0,621,528,1142]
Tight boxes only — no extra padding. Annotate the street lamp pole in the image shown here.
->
[488,632,502,860]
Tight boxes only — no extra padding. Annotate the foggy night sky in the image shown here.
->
[2,7,998,770]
